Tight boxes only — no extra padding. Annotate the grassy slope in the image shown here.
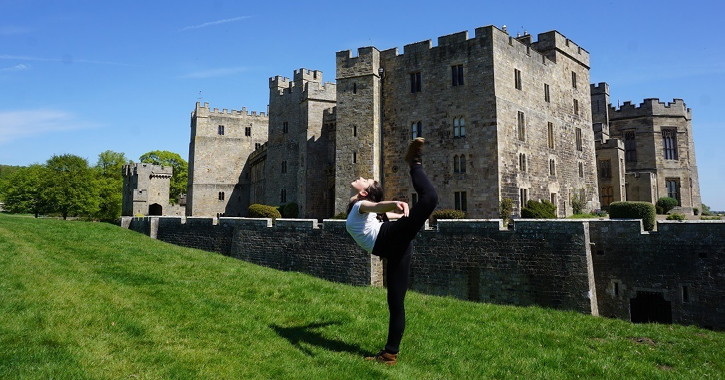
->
[0,213,722,379]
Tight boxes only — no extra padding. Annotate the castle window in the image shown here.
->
[578,162,584,178]
[454,191,467,213]
[282,122,289,134]
[517,111,525,141]
[599,159,612,178]
[682,285,689,303]
[451,64,464,86]
[255,143,261,150]
[514,68,522,90]
[454,155,466,173]
[353,152,357,164]
[411,121,422,140]
[353,82,357,94]
[624,131,637,162]
[549,158,556,176]
[281,161,287,174]
[519,153,527,172]
[573,98,579,115]
[547,122,554,149]
[410,72,421,93]
[572,71,577,89]
[575,127,583,151]
[245,127,251,137]
[519,188,528,208]
[218,125,225,135]
[218,192,225,201]
[666,178,680,205]
[601,186,613,207]
[544,83,550,103]
[550,193,557,206]
[353,125,357,137]
[454,117,466,137]
[281,189,287,203]
[662,129,678,160]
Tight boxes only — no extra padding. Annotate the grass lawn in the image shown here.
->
[1,213,723,379]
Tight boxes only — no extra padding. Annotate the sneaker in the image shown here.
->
[404,137,425,167]
[365,350,398,365]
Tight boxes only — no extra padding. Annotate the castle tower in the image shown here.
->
[122,163,173,216]
[334,47,382,214]
[266,69,337,219]
[186,102,268,217]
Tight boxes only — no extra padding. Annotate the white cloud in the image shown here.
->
[180,66,248,79]
[0,110,99,144]
[0,64,30,72]
[178,16,252,32]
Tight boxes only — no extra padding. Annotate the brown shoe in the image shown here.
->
[404,137,425,167]
[365,350,398,365]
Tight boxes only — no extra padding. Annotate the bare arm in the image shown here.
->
[359,200,409,217]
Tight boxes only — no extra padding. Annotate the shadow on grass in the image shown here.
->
[271,321,369,357]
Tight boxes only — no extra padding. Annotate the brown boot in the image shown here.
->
[365,350,398,365]
[404,137,425,167]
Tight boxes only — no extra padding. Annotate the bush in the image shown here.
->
[609,201,656,231]
[571,191,586,215]
[332,212,348,220]
[701,203,713,216]
[280,202,299,218]
[521,200,557,219]
[694,208,699,216]
[247,204,281,221]
[499,198,514,225]
[666,213,686,221]
[656,197,678,214]
[431,209,465,225]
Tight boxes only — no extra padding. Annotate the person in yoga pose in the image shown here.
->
[345,137,438,365]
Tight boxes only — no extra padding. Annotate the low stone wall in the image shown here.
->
[117,216,725,330]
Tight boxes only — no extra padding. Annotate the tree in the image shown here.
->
[94,150,129,221]
[0,164,46,217]
[43,154,99,219]
[139,150,188,204]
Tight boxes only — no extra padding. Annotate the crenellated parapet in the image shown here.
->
[531,30,590,68]
[610,98,691,120]
[591,82,609,96]
[270,69,335,98]
[336,47,381,79]
[194,101,267,118]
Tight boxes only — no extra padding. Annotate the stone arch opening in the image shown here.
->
[630,291,672,325]
[148,203,163,216]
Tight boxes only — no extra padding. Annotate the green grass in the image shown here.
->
[1,213,723,379]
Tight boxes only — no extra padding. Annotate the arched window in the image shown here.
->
[454,118,460,137]
[459,117,466,137]
[454,155,460,173]
[460,155,466,173]
[411,121,422,140]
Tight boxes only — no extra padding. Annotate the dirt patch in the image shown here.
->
[630,337,656,346]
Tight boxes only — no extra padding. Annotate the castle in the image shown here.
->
[181,25,700,219]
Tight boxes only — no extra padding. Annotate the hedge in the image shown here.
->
[248,204,282,221]
[608,201,656,231]
[521,200,557,219]
[431,209,465,225]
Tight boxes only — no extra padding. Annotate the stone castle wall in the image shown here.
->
[187,102,268,217]
[118,217,725,330]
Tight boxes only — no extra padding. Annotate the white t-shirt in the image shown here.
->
[346,201,382,253]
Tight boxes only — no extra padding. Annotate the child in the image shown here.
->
[346,138,438,365]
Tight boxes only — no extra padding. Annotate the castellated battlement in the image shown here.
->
[194,102,267,117]
[294,68,323,83]
[531,30,590,67]
[271,69,335,97]
[591,82,609,96]
[122,163,173,178]
[336,47,380,79]
[610,98,692,120]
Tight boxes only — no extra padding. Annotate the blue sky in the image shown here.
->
[1,0,723,209]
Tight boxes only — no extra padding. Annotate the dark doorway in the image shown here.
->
[148,203,163,216]
[630,291,672,324]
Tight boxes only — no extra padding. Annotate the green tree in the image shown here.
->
[93,150,129,221]
[139,150,188,204]
[0,164,46,217]
[43,154,99,219]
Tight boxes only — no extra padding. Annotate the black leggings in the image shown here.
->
[371,165,438,354]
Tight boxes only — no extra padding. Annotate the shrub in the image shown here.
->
[280,202,299,218]
[332,212,348,220]
[701,203,713,216]
[666,213,686,221]
[247,204,281,221]
[655,205,664,215]
[499,198,514,225]
[521,200,557,219]
[609,201,656,231]
[656,197,678,214]
[700,215,721,220]
[571,191,586,215]
[694,208,699,216]
[431,209,465,225]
